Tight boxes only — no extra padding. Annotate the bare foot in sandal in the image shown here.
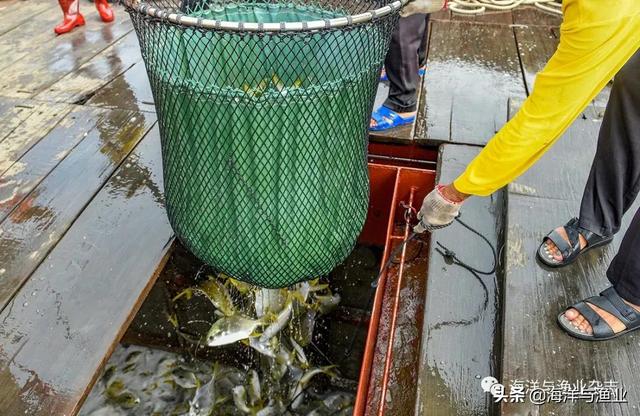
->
[560,287,640,339]
[545,227,588,262]
[537,217,613,268]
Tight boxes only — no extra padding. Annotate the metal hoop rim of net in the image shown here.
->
[123,0,408,32]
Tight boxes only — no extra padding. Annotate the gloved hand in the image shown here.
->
[414,185,462,233]
[401,0,447,17]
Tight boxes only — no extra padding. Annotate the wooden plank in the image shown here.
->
[0,109,156,310]
[501,102,640,415]
[0,106,109,222]
[0,102,74,174]
[0,98,42,143]
[415,21,526,146]
[36,31,143,104]
[0,127,174,416]
[452,10,513,25]
[0,0,55,36]
[429,9,451,21]
[0,8,62,71]
[512,6,562,27]
[415,144,505,416]
[514,26,558,94]
[0,9,133,98]
[86,60,155,113]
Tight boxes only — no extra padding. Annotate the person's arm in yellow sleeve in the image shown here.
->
[416,0,640,231]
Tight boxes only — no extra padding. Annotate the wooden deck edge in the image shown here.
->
[415,144,506,416]
[72,239,175,415]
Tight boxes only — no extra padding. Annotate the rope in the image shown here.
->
[447,0,562,16]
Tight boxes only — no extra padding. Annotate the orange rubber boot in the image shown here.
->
[95,0,115,23]
[54,0,85,35]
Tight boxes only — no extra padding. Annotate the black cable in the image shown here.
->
[429,216,498,331]
[434,216,497,276]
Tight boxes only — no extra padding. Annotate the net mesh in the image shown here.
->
[126,0,400,288]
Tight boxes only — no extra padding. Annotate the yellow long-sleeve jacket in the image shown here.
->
[453,0,640,196]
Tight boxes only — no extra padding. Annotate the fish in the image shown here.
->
[290,307,317,347]
[322,392,354,412]
[248,336,277,359]
[189,378,215,415]
[125,350,143,363]
[232,385,252,414]
[255,406,281,416]
[172,367,199,389]
[271,74,285,92]
[314,293,341,315]
[166,312,179,328]
[106,379,140,409]
[296,281,310,303]
[106,379,125,398]
[290,337,309,369]
[194,278,236,316]
[110,391,140,409]
[260,299,293,342]
[247,370,261,407]
[255,288,285,318]
[101,365,116,384]
[307,279,330,293]
[275,343,294,367]
[225,276,253,295]
[122,362,137,374]
[300,366,336,386]
[288,366,336,411]
[206,314,263,347]
[172,288,193,302]
[269,359,288,383]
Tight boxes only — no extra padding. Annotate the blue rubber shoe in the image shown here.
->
[370,105,416,132]
[380,66,426,82]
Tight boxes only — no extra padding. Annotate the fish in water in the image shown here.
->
[290,337,309,369]
[314,293,341,315]
[171,367,199,389]
[189,378,215,416]
[196,277,236,316]
[189,364,229,416]
[232,385,252,414]
[300,365,336,386]
[206,314,263,347]
[247,336,277,359]
[289,366,337,410]
[260,299,293,342]
[247,369,261,407]
[323,392,355,413]
[105,379,140,409]
[225,276,254,295]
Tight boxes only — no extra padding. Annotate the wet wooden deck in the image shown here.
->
[0,1,636,415]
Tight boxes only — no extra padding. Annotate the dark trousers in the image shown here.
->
[383,14,429,113]
[578,49,640,304]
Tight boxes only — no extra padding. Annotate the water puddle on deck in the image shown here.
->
[79,242,384,416]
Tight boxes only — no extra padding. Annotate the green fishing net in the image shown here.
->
[126,1,400,287]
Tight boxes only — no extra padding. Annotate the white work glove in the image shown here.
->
[401,0,447,17]
[414,185,462,233]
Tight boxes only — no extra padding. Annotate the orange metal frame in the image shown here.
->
[354,154,436,415]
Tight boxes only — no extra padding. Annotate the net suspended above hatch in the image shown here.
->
[124,0,404,288]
